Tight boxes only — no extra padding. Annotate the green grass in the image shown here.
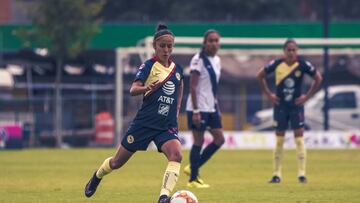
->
[0,149,359,203]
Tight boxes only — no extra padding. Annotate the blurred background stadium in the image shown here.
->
[0,0,359,149]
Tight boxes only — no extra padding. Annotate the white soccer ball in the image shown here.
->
[170,190,198,203]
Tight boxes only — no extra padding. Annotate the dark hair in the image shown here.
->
[203,29,219,45]
[283,38,297,49]
[153,23,174,41]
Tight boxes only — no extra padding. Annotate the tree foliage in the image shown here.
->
[28,0,104,59]
[14,0,105,147]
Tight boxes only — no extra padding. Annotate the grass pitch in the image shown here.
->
[0,149,359,203]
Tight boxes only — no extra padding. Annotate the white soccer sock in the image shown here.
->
[96,157,113,179]
[160,161,180,197]
[273,136,284,177]
[295,137,306,177]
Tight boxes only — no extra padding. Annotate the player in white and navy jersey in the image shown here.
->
[184,29,225,188]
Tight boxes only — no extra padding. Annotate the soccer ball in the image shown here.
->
[170,190,198,203]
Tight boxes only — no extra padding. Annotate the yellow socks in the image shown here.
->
[96,157,113,179]
[295,137,306,177]
[160,161,181,197]
[273,136,284,177]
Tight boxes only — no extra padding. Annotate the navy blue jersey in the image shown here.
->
[131,57,184,130]
[264,58,316,107]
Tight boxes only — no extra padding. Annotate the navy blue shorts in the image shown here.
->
[273,105,304,131]
[187,111,222,131]
[121,123,179,152]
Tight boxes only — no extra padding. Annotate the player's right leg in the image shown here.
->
[84,146,134,197]
[200,128,224,166]
[184,112,209,188]
[158,139,182,203]
[188,128,224,187]
[291,107,307,183]
[197,110,224,168]
[269,130,285,183]
[186,130,211,188]
[269,106,287,183]
[294,128,307,183]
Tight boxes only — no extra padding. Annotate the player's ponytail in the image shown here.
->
[153,23,174,41]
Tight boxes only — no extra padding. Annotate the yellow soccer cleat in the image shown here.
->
[184,165,206,184]
[183,164,191,176]
[187,178,210,189]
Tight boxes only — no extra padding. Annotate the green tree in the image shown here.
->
[15,0,104,147]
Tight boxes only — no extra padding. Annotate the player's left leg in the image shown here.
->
[294,128,307,183]
[186,128,224,188]
[158,139,182,203]
[197,111,224,176]
[186,130,211,188]
[269,106,288,183]
[200,128,224,167]
[291,106,307,183]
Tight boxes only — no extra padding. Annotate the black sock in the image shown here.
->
[199,142,220,167]
[189,145,201,181]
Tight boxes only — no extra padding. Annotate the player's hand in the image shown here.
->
[267,93,280,105]
[192,113,201,128]
[295,95,308,105]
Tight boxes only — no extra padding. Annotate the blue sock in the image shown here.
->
[189,145,201,181]
[199,142,220,167]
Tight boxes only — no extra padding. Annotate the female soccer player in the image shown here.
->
[85,23,184,203]
[257,38,322,183]
[184,29,225,188]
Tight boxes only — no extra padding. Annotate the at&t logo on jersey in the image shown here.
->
[158,96,174,104]
[157,81,175,116]
[162,81,175,95]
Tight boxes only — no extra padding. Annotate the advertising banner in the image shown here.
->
[173,131,360,150]
[0,125,23,149]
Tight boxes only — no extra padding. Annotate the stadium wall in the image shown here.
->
[2,22,360,50]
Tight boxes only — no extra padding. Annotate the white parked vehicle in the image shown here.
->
[252,85,360,131]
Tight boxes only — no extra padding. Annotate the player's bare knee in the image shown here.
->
[110,158,125,169]
[214,135,225,146]
[168,151,182,162]
[193,137,204,146]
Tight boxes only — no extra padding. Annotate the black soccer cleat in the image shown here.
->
[298,176,307,184]
[158,195,170,203]
[84,171,102,197]
[268,175,281,183]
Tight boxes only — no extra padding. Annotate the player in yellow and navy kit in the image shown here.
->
[85,23,184,203]
[257,39,322,184]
